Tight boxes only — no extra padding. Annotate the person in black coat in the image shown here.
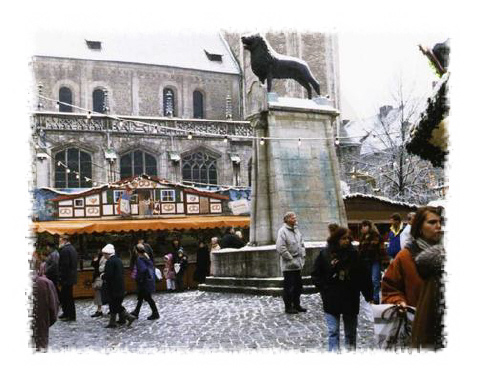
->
[193,241,211,284]
[58,234,78,321]
[130,244,159,320]
[311,226,373,351]
[102,244,135,328]
[220,227,245,249]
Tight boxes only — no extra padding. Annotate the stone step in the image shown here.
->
[198,276,318,296]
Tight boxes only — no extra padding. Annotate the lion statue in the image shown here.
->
[241,33,321,99]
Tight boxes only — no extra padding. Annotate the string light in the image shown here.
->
[298,138,302,147]
[187,132,193,140]
[55,102,60,110]
[260,138,265,146]
[57,161,62,167]
[66,168,71,173]
[335,137,340,146]
[118,121,124,128]
[86,111,92,120]
[75,173,80,179]
[223,135,228,143]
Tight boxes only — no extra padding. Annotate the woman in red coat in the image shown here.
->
[381,206,443,308]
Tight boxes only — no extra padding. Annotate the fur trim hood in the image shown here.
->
[414,244,445,279]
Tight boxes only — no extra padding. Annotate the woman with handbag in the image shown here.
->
[130,244,159,320]
[90,250,106,317]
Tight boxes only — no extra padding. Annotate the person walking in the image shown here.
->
[381,206,443,309]
[276,211,307,314]
[102,244,135,328]
[131,244,159,320]
[358,220,387,304]
[90,250,106,317]
[387,213,405,261]
[311,226,373,351]
[193,241,211,284]
[58,234,78,321]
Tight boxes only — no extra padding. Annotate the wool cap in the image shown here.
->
[102,244,115,254]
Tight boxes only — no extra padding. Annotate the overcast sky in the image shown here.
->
[338,31,448,120]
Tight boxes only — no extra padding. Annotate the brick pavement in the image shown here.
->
[48,291,376,352]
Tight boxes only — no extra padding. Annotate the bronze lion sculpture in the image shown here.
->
[242,33,320,99]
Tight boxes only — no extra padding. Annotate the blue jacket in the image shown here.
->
[136,256,155,293]
[387,224,404,259]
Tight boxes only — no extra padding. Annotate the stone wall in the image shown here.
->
[32,57,242,120]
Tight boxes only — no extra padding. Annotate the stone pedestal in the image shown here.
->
[200,95,347,295]
[249,96,347,245]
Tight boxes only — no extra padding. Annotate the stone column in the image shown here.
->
[249,96,347,245]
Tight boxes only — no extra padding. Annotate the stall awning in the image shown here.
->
[32,216,250,235]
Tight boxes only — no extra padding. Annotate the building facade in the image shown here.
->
[31,30,341,196]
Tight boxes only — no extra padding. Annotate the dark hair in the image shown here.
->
[360,220,379,234]
[410,206,442,240]
[327,226,349,247]
[327,223,339,235]
[390,213,401,222]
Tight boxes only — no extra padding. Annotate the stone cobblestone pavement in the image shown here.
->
[49,291,376,352]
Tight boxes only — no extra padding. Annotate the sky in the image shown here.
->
[3,0,479,377]
[338,31,448,120]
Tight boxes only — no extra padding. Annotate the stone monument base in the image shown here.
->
[198,243,325,295]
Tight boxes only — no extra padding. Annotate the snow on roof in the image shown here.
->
[343,104,424,156]
[343,192,419,209]
[32,29,240,75]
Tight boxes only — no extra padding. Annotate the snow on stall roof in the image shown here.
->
[32,29,240,75]
[344,192,419,209]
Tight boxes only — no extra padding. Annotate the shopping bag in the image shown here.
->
[372,304,416,350]
[359,295,374,322]
[130,265,137,280]
[155,267,163,280]
[174,263,181,274]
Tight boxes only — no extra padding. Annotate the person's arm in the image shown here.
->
[276,229,293,261]
[381,256,407,306]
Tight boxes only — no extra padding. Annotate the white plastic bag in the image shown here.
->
[371,304,416,350]
[360,295,374,322]
[174,263,181,274]
[154,267,163,280]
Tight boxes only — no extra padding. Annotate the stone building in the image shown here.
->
[31,30,341,194]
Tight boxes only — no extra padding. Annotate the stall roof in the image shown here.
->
[33,216,249,235]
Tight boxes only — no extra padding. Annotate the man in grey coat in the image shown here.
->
[276,211,307,314]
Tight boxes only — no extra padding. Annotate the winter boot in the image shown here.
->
[106,313,117,328]
[147,300,159,320]
[130,301,142,319]
[119,309,135,326]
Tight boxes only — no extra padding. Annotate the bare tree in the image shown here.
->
[340,79,444,204]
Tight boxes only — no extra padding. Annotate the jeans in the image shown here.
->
[324,313,358,351]
[371,261,381,304]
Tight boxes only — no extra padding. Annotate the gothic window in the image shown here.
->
[182,151,218,185]
[93,88,105,113]
[54,148,92,188]
[193,90,204,119]
[120,150,157,179]
[59,87,72,112]
[163,88,175,117]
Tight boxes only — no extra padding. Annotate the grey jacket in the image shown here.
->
[276,223,306,272]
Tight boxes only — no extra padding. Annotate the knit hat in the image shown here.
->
[102,244,115,254]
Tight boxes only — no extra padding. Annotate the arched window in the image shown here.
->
[163,88,175,117]
[193,90,204,119]
[59,87,72,112]
[54,148,92,188]
[93,89,105,113]
[182,151,218,185]
[120,150,157,179]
